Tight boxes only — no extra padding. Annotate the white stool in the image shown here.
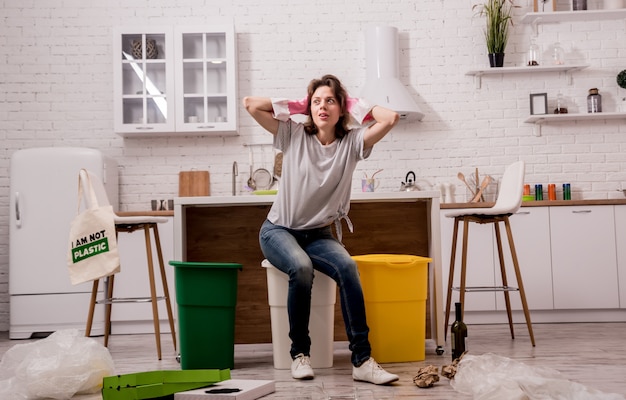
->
[261,259,336,369]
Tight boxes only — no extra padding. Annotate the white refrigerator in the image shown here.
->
[9,147,118,339]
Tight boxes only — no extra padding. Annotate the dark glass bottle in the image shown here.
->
[587,88,602,113]
[450,302,467,361]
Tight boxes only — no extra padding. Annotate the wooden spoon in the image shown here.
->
[470,175,493,203]
[458,172,476,196]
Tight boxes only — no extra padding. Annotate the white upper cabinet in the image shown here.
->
[113,25,238,137]
[113,27,176,135]
[174,25,237,135]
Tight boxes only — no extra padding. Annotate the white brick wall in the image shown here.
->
[1,0,625,330]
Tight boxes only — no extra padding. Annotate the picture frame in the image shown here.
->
[530,93,548,115]
[533,0,557,12]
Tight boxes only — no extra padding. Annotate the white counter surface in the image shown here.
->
[175,190,440,206]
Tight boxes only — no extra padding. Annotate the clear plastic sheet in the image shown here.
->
[451,353,625,400]
[0,329,114,400]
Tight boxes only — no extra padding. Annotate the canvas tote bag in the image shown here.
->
[67,169,120,285]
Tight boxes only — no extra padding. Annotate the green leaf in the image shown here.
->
[474,0,518,54]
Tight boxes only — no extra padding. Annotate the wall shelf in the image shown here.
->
[524,112,626,136]
[521,9,626,25]
[465,64,589,88]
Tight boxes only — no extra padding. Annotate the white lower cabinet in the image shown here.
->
[549,205,619,309]
[495,207,553,311]
[441,204,625,321]
[441,207,553,314]
[440,213,496,312]
[611,205,626,308]
[112,217,177,334]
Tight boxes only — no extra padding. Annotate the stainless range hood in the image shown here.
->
[360,26,424,121]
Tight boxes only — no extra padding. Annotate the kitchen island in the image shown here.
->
[173,191,444,352]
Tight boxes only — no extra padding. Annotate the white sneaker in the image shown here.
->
[352,357,399,385]
[291,353,314,380]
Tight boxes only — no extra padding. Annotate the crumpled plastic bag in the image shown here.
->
[451,353,625,400]
[0,329,115,400]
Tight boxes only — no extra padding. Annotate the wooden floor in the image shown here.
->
[2,323,626,399]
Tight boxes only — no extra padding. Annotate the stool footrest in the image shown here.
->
[453,286,519,293]
[97,296,167,304]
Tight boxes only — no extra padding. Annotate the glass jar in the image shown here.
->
[554,93,568,114]
[587,88,602,113]
[552,43,564,65]
[573,0,587,10]
[527,39,539,66]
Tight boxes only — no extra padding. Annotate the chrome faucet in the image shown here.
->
[232,161,238,196]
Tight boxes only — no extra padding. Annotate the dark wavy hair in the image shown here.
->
[303,74,350,139]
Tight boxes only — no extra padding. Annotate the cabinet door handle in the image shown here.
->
[135,126,155,130]
[572,210,592,214]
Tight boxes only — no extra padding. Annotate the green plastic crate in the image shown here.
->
[102,369,231,400]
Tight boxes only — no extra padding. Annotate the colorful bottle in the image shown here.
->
[563,183,571,200]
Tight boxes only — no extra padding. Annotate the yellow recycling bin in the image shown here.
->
[352,254,431,362]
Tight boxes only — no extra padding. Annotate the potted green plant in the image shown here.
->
[618,69,626,112]
[473,0,518,67]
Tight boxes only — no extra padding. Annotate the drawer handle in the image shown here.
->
[572,210,592,214]
[515,211,530,215]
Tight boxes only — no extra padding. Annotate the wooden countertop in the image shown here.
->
[118,197,626,215]
[117,210,174,217]
[118,197,626,214]
[441,198,626,209]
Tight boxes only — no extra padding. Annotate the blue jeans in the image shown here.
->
[259,219,371,366]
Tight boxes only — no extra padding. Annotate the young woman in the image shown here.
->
[243,74,400,385]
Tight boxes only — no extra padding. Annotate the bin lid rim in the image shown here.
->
[169,260,243,269]
[352,254,432,262]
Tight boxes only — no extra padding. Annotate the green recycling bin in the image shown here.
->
[169,261,242,370]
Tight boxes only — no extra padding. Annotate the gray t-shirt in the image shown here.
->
[267,119,372,232]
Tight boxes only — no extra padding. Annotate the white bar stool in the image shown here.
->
[444,161,535,347]
[80,169,176,360]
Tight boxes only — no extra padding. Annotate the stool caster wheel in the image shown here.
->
[436,346,444,355]
[176,354,181,363]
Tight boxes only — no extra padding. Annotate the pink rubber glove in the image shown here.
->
[346,96,373,125]
[271,97,309,121]
[288,96,309,115]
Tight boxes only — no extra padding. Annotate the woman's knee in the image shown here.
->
[290,256,315,286]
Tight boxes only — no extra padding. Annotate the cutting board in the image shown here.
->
[179,171,210,197]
